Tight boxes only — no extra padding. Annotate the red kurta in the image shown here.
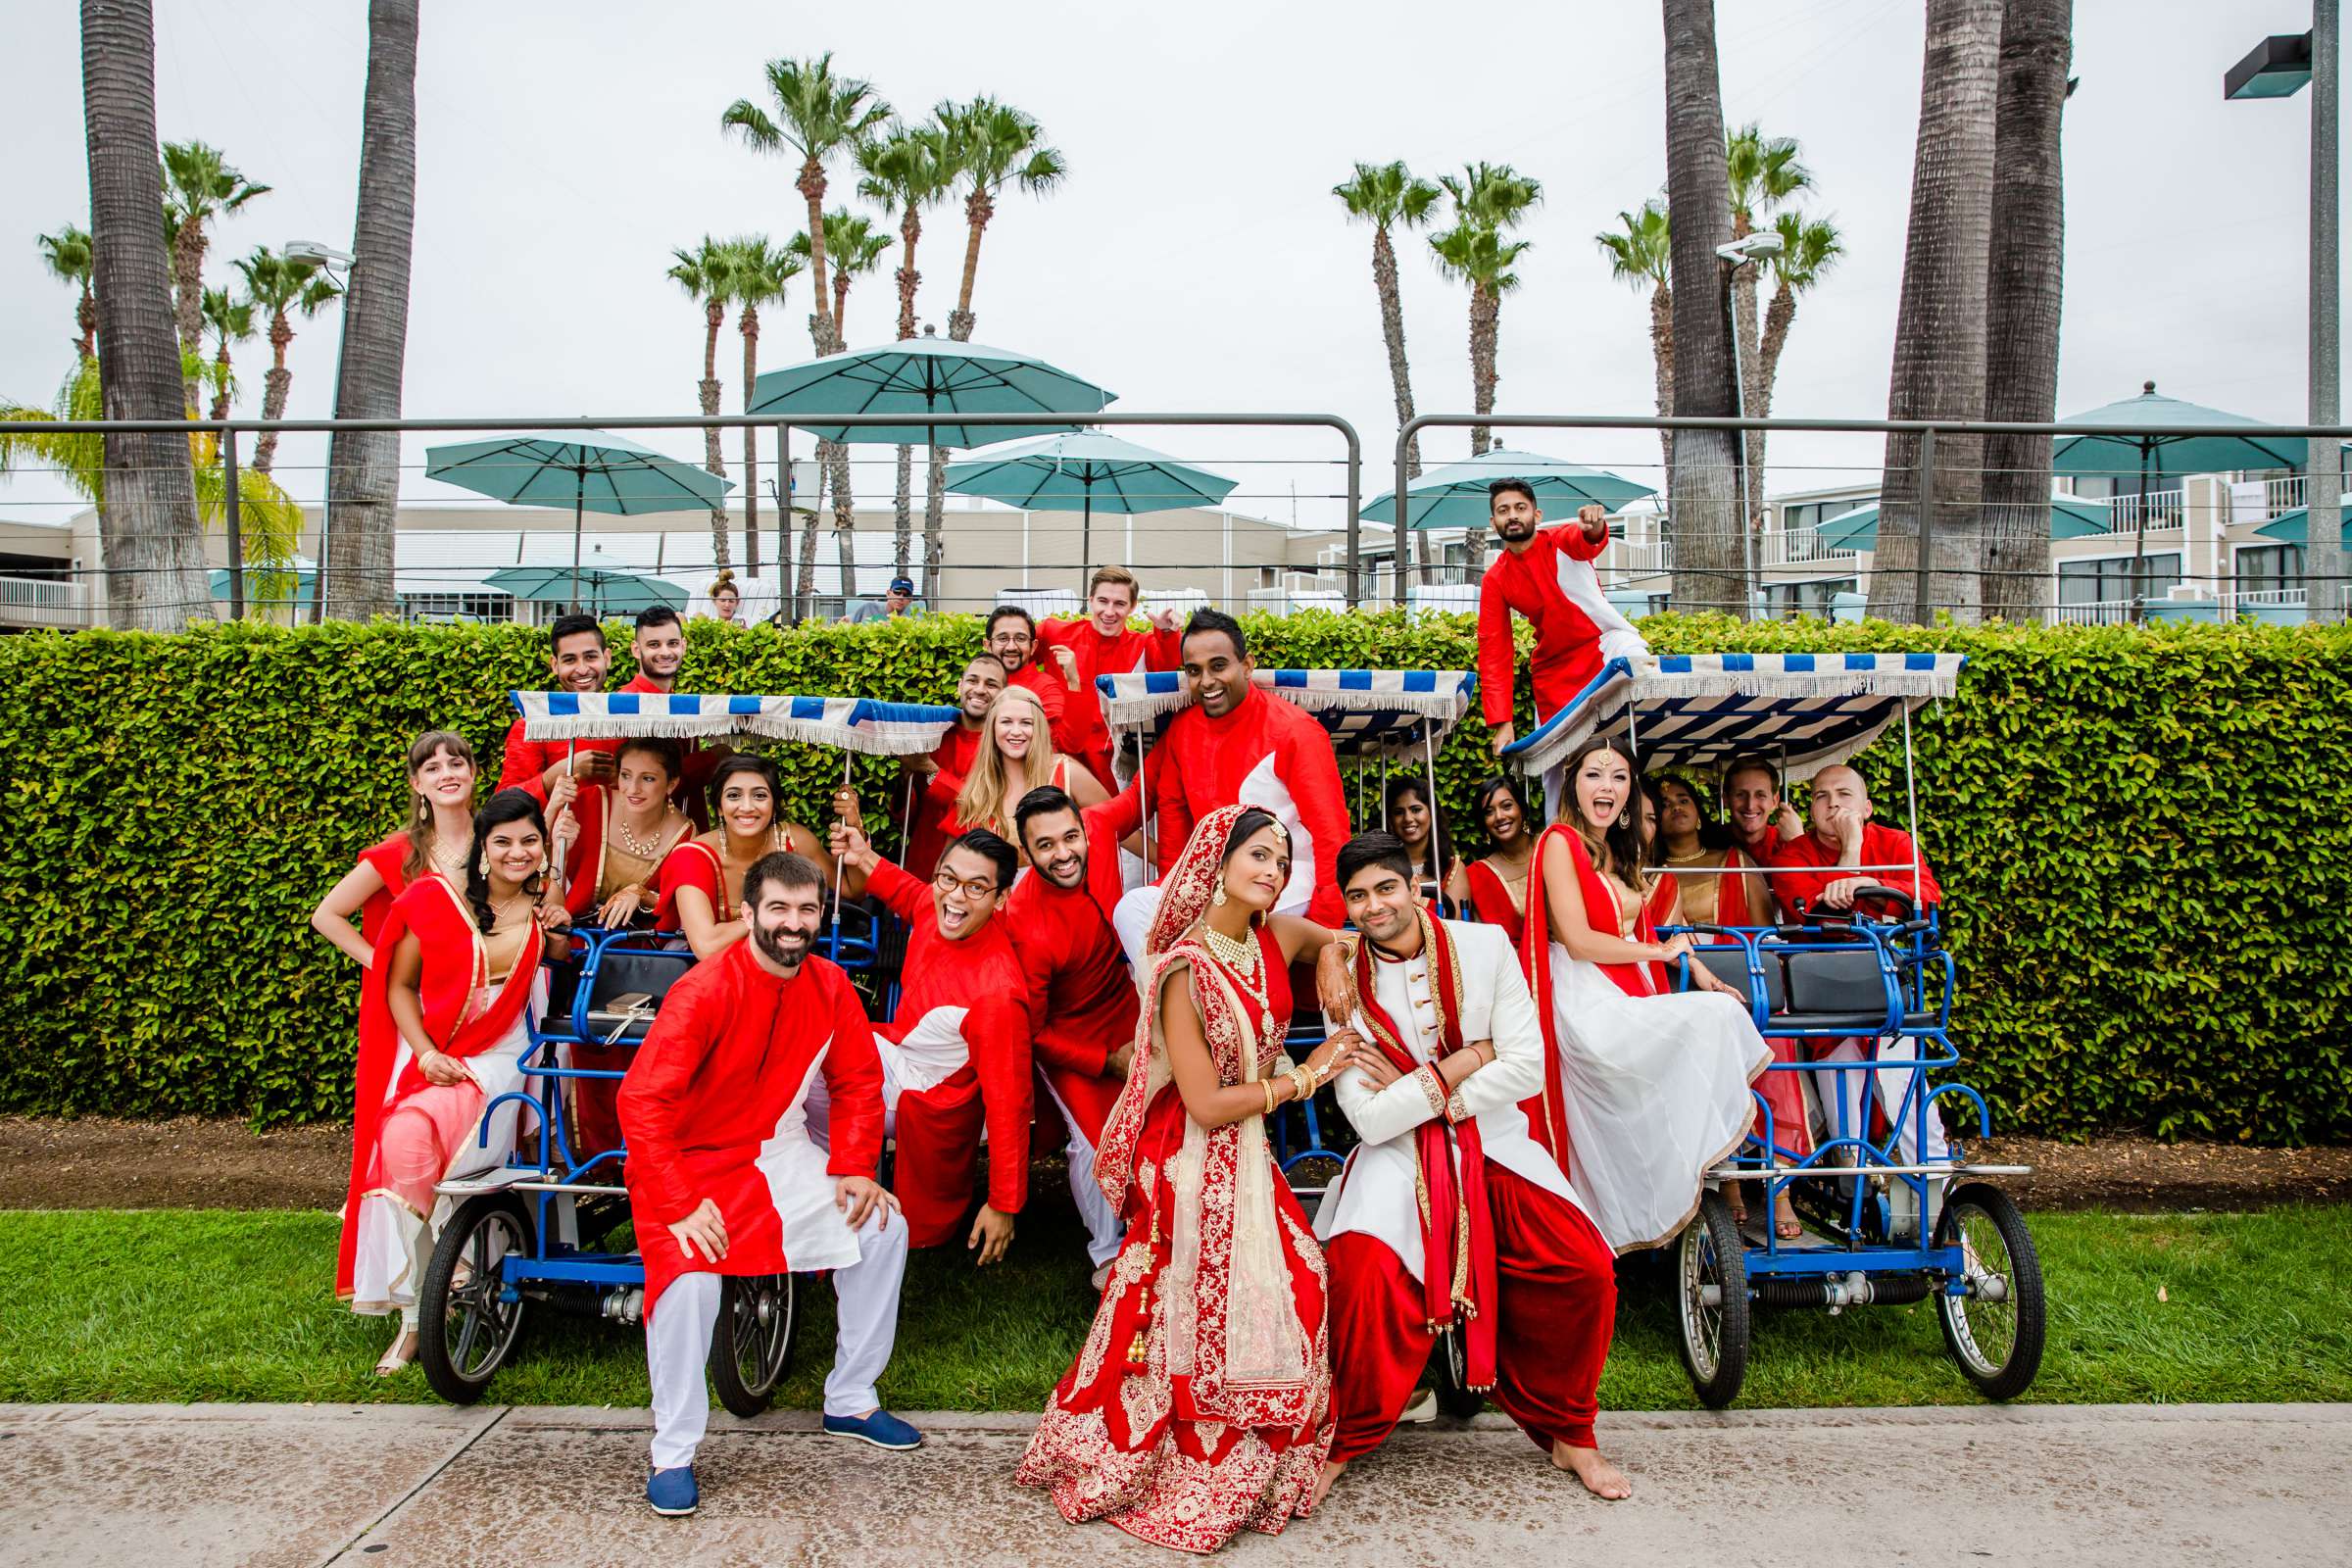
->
[1477,521,1626,727]
[1037,617,1180,785]
[906,722,986,881]
[1004,790,1148,1140]
[1767,822,1941,919]
[865,858,1035,1244]
[617,941,883,1315]
[1145,687,1351,926]
[354,833,415,947]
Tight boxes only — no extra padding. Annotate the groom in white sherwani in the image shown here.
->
[1311,833,1630,1504]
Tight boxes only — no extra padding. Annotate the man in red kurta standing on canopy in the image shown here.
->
[827,821,1035,1262]
[618,852,919,1520]
[1033,564,1182,789]
[1476,480,1650,813]
[899,654,1005,879]
[1004,782,1148,1283]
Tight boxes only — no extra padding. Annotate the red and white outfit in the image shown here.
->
[1659,850,1811,1161]
[1004,790,1148,1267]
[1037,617,1180,789]
[1477,522,1649,812]
[1769,825,1949,1162]
[857,858,1035,1248]
[1520,826,1769,1251]
[618,942,907,1468]
[337,876,543,1327]
[906,721,986,881]
[1318,913,1616,1461]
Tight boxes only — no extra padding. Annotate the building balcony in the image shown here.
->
[0,575,88,632]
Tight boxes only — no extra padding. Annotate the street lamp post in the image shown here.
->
[2228,11,2342,623]
[1717,230,1783,619]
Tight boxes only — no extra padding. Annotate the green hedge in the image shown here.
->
[1,612,2346,1143]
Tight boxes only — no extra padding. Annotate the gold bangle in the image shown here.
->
[1262,1078,1276,1116]
[1290,1065,1314,1102]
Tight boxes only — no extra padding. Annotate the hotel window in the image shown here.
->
[1764,576,1859,618]
[2057,553,2180,604]
[2235,545,2303,594]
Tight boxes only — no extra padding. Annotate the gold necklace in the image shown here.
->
[1665,846,1712,864]
[430,834,468,876]
[1197,920,1274,1040]
[612,812,667,860]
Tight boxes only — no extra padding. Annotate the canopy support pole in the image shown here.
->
[831,749,854,956]
[1421,729,1444,907]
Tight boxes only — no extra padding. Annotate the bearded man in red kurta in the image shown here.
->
[828,821,1036,1259]
[1032,564,1182,789]
[1476,483,1649,812]
[900,654,1005,880]
[618,852,919,1518]
[985,605,1080,738]
[1004,781,1148,1279]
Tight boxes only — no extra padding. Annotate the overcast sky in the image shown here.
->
[1,0,2342,539]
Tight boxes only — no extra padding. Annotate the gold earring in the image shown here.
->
[475,854,489,877]
[1211,882,1228,907]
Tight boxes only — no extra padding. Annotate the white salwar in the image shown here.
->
[1544,945,1770,1252]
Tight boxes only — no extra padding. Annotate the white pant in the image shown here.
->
[1815,1036,1952,1165]
[645,1201,909,1469]
[1040,1075,1124,1268]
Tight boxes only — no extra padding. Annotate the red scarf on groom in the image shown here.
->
[1349,909,1499,1391]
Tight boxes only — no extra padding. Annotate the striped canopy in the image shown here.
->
[1502,652,1965,781]
[1096,668,1478,760]
[509,691,958,757]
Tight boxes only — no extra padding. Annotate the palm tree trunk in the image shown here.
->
[1753,278,1797,525]
[740,308,760,578]
[322,0,418,621]
[923,442,948,596]
[796,453,824,611]
[1467,283,1496,457]
[172,220,205,412]
[798,159,837,354]
[1731,212,1767,540]
[700,300,729,571]
[831,438,858,606]
[1648,281,1677,490]
[253,311,294,473]
[76,290,98,362]
[1868,0,2003,623]
[892,210,921,574]
[949,189,993,342]
[79,0,206,631]
[1371,225,1423,479]
[893,443,914,575]
[208,344,232,422]
[1980,0,2072,623]
[1662,0,1745,617]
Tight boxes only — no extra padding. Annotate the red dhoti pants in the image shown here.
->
[1325,1161,1616,1461]
[890,1072,987,1250]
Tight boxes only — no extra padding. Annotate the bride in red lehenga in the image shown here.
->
[1019,805,1352,1553]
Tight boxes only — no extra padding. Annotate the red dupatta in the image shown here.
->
[1348,910,1498,1391]
[355,833,413,946]
[336,875,541,1298]
[652,838,727,927]
[1517,823,1669,1165]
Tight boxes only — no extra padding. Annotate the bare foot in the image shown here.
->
[1551,1441,1631,1500]
[1311,1458,1348,1509]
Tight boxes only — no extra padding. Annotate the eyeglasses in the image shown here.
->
[932,868,1001,900]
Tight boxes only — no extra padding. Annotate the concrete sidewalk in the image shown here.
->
[4,1401,2346,1567]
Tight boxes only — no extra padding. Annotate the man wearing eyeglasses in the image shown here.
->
[827,820,1034,1265]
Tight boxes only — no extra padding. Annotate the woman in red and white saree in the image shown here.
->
[1520,740,1771,1254]
[337,790,565,1376]
[1020,806,1349,1554]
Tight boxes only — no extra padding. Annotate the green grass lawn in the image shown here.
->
[8,1202,2349,1411]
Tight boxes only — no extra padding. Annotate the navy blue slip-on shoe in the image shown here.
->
[822,1408,923,1450]
[646,1465,699,1516]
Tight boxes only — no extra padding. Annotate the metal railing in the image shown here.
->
[1762,520,1860,565]
[0,576,87,631]
[2100,488,2186,534]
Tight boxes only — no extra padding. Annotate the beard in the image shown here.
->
[752,919,813,971]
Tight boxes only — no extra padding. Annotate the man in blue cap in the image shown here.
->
[843,575,921,623]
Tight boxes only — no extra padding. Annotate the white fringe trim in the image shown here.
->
[520,715,739,741]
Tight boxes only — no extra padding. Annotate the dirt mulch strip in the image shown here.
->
[0,1116,2345,1214]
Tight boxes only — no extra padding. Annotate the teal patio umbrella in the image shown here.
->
[423,431,733,611]
[2252,502,2352,549]
[482,565,685,618]
[1361,447,1655,530]
[747,338,1114,447]
[1819,494,2116,554]
[943,431,1237,591]
[2053,382,2305,494]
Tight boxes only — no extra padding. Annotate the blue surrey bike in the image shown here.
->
[1504,651,2045,1407]
[413,690,949,1408]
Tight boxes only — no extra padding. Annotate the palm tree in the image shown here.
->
[198,286,255,422]
[160,141,270,411]
[79,0,207,630]
[666,236,738,570]
[38,225,98,361]
[1750,210,1843,529]
[727,236,802,586]
[858,121,955,574]
[1980,0,2072,622]
[1660,0,1745,616]
[1868,0,2003,623]
[1333,161,1442,480]
[1433,163,1541,457]
[722,53,890,356]
[322,0,419,620]
[929,98,1067,580]
[792,213,890,599]
[1724,126,1811,492]
[231,246,340,475]
[1596,199,1676,487]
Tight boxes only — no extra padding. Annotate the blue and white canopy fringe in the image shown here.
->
[1096,668,1477,760]
[1502,652,1965,782]
[510,691,958,757]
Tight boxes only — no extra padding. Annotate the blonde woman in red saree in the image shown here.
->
[1519,740,1770,1254]
[338,790,566,1376]
[1019,806,1351,1554]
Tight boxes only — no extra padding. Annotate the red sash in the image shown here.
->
[653,838,727,927]
[336,875,541,1298]
[1351,911,1498,1391]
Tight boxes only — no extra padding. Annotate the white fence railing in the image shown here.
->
[2051,598,2136,626]
[2098,489,2185,534]
[1762,522,1860,566]
[0,576,86,631]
